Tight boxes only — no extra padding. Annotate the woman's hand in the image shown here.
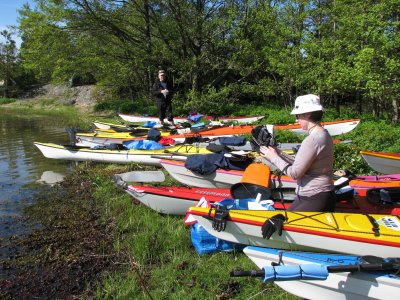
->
[260,146,279,160]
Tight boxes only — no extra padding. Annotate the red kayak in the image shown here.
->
[125,185,400,216]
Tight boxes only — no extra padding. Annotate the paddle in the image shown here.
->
[115,119,137,127]
[230,259,400,282]
[113,170,165,189]
[150,155,188,161]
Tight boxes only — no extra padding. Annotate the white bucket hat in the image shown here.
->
[290,94,324,115]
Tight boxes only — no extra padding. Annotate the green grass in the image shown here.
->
[0,97,17,104]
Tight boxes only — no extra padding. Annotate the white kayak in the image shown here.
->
[33,142,211,166]
[242,246,400,300]
[160,159,296,188]
[360,150,400,174]
[118,113,265,124]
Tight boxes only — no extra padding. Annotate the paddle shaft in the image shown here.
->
[231,261,400,277]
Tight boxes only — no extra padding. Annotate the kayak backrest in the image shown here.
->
[230,182,271,200]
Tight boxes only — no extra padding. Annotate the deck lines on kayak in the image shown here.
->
[206,209,400,237]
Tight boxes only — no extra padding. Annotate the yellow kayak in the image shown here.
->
[187,206,400,257]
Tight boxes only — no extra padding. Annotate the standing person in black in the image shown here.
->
[152,70,174,126]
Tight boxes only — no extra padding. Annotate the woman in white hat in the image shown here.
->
[260,94,335,212]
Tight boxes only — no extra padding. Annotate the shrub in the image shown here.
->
[333,143,373,174]
[0,97,17,105]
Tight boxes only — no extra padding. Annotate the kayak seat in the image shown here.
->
[230,182,271,200]
[367,188,400,205]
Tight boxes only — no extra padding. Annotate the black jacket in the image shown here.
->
[152,79,173,102]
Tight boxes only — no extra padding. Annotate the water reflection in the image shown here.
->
[0,110,74,241]
[37,170,66,185]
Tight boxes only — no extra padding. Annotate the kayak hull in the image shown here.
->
[243,246,400,300]
[361,150,400,174]
[34,142,210,166]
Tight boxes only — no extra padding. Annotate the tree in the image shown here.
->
[0,29,19,97]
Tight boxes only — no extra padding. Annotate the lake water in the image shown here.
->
[0,110,74,242]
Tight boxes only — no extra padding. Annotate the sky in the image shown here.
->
[0,0,36,46]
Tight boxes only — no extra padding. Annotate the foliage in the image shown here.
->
[0,97,17,104]
[275,130,303,144]
[333,143,372,175]
[9,0,398,122]
[343,120,400,153]
[94,97,157,115]
[179,86,237,116]
[0,28,36,97]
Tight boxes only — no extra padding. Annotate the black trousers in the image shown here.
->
[287,190,336,212]
[156,100,173,122]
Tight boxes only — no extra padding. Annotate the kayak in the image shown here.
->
[75,119,361,147]
[160,159,400,194]
[74,129,174,147]
[75,132,301,151]
[125,185,295,215]
[76,128,351,150]
[118,113,265,124]
[92,121,152,133]
[125,185,400,215]
[360,150,400,174]
[241,246,400,300]
[33,142,212,166]
[186,207,400,257]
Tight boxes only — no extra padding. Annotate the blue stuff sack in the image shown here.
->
[143,121,157,128]
[191,223,245,254]
[123,140,164,150]
[188,114,204,122]
[191,122,205,128]
[218,198,275,211]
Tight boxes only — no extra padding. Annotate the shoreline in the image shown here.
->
[1,164,124,299]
